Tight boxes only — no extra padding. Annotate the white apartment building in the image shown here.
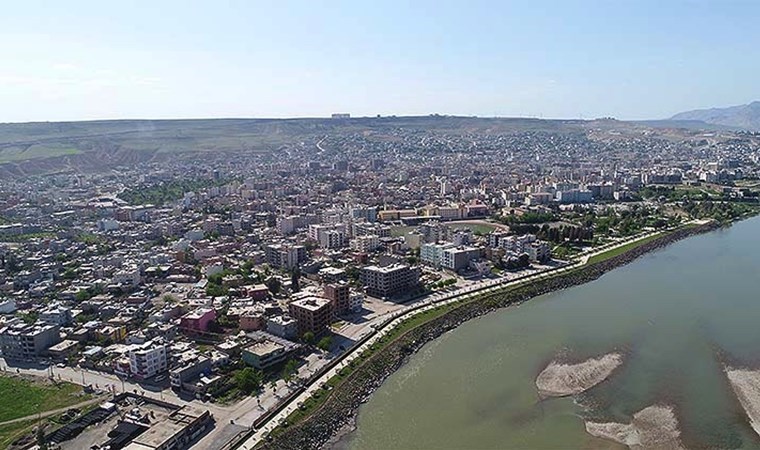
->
[350,235,380,253]
[129,339,168,380]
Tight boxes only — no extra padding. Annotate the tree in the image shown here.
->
[282,359,299,384]
[302,331,316,345]
[36,424,48,450]
[518,253,530,268]
[235,367,263,395]
[265,277,281,295]
[317,336,332,352]
[290,268,301,293]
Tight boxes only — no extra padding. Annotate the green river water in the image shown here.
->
[344,217,760,449]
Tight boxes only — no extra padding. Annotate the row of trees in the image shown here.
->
[234,358,301,395]
[536,224,593,243]
[119,178,227,206]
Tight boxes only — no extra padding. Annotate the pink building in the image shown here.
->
[245,284,270,302]
[180,308,216,334]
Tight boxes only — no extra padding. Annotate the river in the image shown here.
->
[342,217,760,449]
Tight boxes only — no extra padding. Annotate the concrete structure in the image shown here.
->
[440,246,481,271]
[265,244,307,269]
[179,308,216,335]
[39,306,73,326]
[123,405,211,450]
[360,264,420,298]
[170,356,212,389]
[242,335,299,370]
[350,235,380,253]
[0,323,60,359]
[129,339,168,379]
[266,315,298,340]
[288,296,333,337]
[323,283,350,316]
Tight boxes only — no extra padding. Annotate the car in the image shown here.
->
[57,363,66,368]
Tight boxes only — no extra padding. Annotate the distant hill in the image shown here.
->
[670,101,760,131]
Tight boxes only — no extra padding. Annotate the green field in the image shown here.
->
[448,222,498,235]
[0,376,88,423]
[0,418,38,450]
[0,144,81,163]
[586,232,665,265]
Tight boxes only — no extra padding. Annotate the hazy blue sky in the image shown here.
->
[1,0,758,122]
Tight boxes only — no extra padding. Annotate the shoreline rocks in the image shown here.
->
[536,352,623,397]
[261,222,719,450]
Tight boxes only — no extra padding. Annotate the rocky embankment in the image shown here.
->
[585,405,685,449]
[261,222,719,450]
[536,353,623,397]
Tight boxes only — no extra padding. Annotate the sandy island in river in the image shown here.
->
[725,367,760,438]
[585,405,685,449]
[535,352,623,397]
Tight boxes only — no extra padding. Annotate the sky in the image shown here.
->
[1,0,759,123]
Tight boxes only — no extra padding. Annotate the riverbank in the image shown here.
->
[259,221,720,450]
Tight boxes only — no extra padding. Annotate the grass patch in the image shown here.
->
[0,376,89,423]
[0,144,82,163]
[586,233,665,266]
[0,418,38,450]
[448,223,497,235]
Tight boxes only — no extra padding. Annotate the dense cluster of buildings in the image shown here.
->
[1,117,759,450]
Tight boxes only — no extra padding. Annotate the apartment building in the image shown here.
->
[129,339,168,379]
[0,323,61,359]
[323,283,350,316]
[288,296,333,337]
[360,264,420,298]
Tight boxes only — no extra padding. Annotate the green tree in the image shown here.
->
[317,336,332,351]
[36,424,48,450]
[265,277,281,295]
[302,331,316,345]
[282,359,299,384]
[290,268,301,293]
[235,367,263,395]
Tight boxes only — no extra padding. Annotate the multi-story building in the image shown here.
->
[265,244,308,269]
[349,293,364,313]
[360,264,420,298]
[556,189,594,204]
[129,339,168,379]
[39,306,73,326]
[440,246,481,271]
[266,315,298,340]
[288,296,333,337]
[350,206,377,223]
[324,283,350,316]
[350,235,380,253]
[0,323,60,359]
[421,242,453,267]
[170,356,212,389]
[242,335,299,370]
